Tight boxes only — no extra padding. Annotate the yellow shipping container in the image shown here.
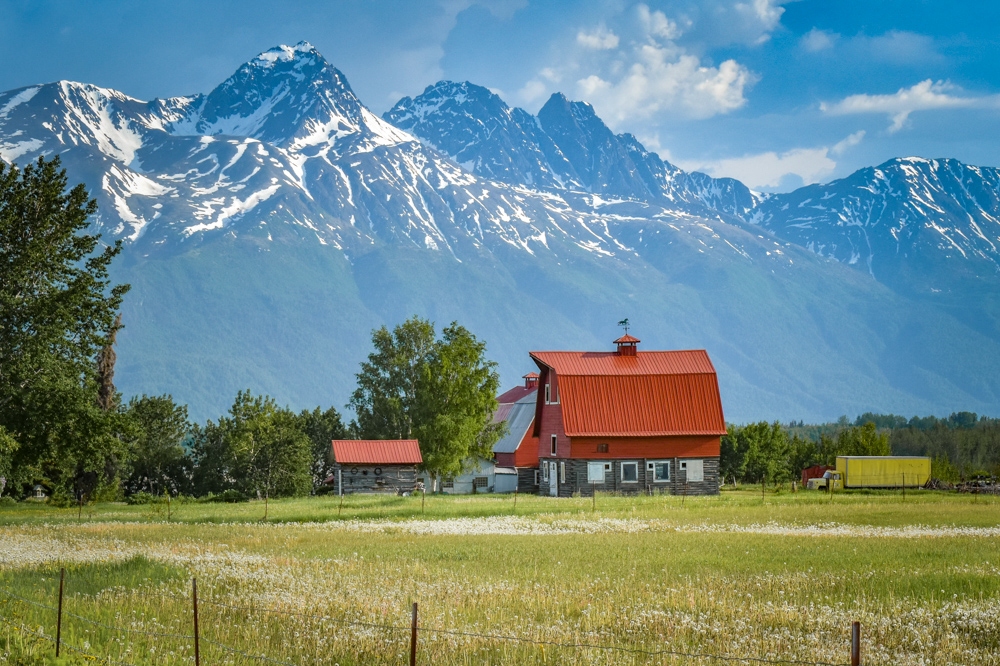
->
[835,456,931,488]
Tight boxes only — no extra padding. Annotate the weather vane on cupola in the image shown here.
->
[617,318,630,336]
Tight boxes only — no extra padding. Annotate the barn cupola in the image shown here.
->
[523,372,539,388]
[614,334,640,356]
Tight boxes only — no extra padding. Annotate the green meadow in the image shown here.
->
[1,490,998,665]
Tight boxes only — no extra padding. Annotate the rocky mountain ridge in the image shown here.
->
[2,42,999,421]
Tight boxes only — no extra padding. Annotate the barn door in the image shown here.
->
[549,461,558,496]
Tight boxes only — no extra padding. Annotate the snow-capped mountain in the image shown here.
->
[750,157,1000,292]
[386,82,759,220]
[2,43,999,422]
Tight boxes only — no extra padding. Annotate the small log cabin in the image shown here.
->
[492,373,541,493]
[331,440,422,495]
[530,335,726,497]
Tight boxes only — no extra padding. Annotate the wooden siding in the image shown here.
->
[517,467,539,493]
[569,435,721,459]
[333,464,419,495]
[538,457,719,496]
[536,368,569,462]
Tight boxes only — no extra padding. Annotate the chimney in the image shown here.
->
[523,372,539,388]
[614,334,639,356]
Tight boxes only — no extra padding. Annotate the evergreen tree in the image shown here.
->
[0,157,129,496]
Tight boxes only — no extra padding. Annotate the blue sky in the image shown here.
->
[2,0,998,191]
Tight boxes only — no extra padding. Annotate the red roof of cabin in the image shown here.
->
[614,334,641,344]
[530,349,726,437]
[331,440,423,465]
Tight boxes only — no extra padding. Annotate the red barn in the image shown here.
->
[492,373,541,492]
[530,335,726,496]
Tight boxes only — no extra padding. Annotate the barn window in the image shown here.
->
[648,461,670,482]
[597,443,608,453]
[473,476,488,489]
[550,435,557,456]
[545,383,551,403]
[443,478,454,489]
[680,460,704,483]
[533,469,540,485]
[587,462,605,483]
[542,464,549,482]
[559,462,566,483]
[621,462,638,483]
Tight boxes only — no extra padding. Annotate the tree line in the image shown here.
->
[720,421,890,487]
[0,157,502,503]
[726,412,1000,488]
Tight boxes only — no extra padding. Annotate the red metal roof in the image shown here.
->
[331,440,422,465]
[523,372,540,378]
[614,334,641,344]
[531,350,717,376]
[530,350,726,437]
[497,384,537,404]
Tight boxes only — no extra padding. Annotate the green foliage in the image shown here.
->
[125,491,160,505]
[203,488,250,503]
[350,317,503,484]
[297,406,347,492]
[122,394,191,496]
[741,421,791,485]
[191,391,311,499]
[0,157,129,497]
[830,422,891,460]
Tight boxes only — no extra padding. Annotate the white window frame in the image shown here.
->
[559,462,566,483]
[544,383,551,404]
[550,434,557,456]
[542,464,549,482]
[533,469,540,485]
[680,459,704,483]
[587,462,605,483]
[647,460,671,483]
[620,461,639,483]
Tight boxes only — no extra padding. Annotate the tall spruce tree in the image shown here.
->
[0,156,129,496]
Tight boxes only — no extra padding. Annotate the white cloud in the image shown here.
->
[678,132,865,189]
[821,80,998,132]
[831,130,865,156]
[800,28,838,52]
[637,4,681,40]
[734,0,784,44]
[577,25,620,50]
[518,3,758,121]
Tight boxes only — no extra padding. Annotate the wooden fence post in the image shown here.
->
[55,568,65,657]
[192,578,201,666]
[851,620,861,666]
[410,602,418,666]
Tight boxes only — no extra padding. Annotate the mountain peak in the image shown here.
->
[252,41,319,67]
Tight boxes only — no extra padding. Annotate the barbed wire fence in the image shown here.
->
[0,570,863,666]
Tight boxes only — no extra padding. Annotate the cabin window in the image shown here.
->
[559,462,566,483]
[587,462,605,483]
[597,443,609,453]
[621,462,638,483]
[550,435,558,456]
[680,459,704,483]
[533,469,540,485]
[648,461,670,482]
[473,476,488,489]
[443,478,455,489]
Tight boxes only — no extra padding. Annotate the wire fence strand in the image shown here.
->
[0,615,137,666]
[0,577,850,666]
[201,636,298,666]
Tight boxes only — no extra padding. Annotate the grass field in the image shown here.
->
[1,490,998,665]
